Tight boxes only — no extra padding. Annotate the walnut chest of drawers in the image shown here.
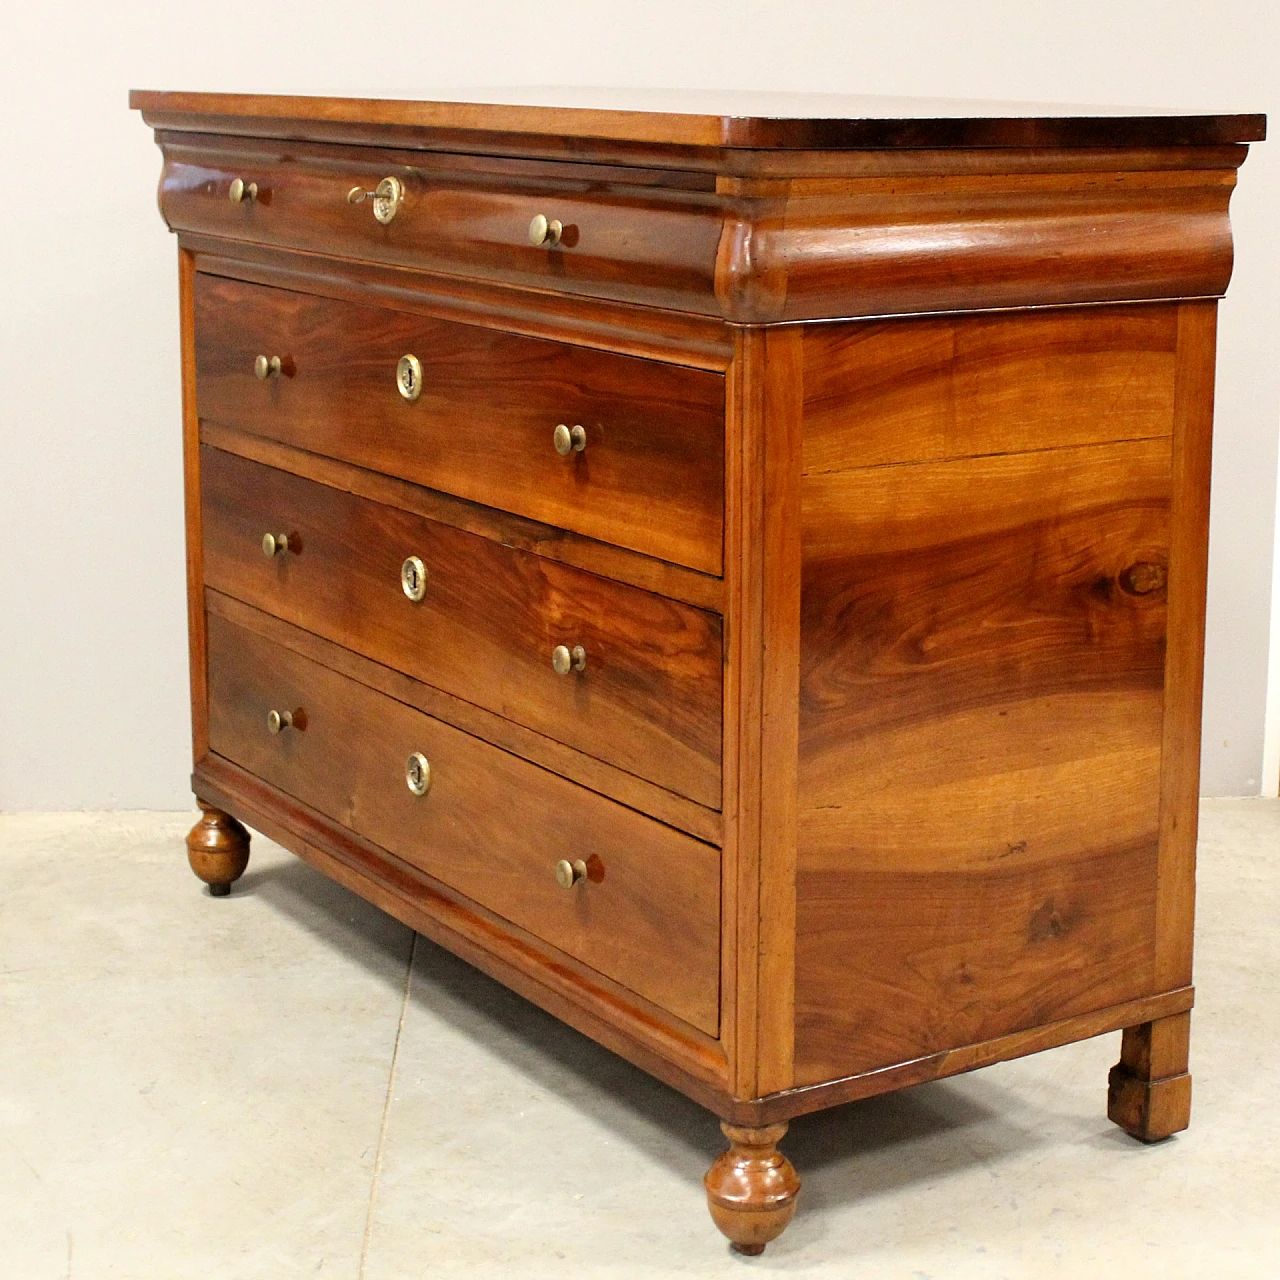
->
[133,89,1264,1254]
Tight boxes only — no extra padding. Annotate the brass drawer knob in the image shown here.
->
[405,752,432,796]
[266,708,294,734]
[401,555,427,602]
[396,354,423,401]
[528,214,563,247]
[553,424,586,456]
[347,176,403,224]
[261,532,290,559]
[555,858,587,889]
[229,177,258,204]
[552,644,587,676]
[254,354,282,380]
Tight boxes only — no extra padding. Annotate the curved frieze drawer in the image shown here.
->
[158,136,724,315]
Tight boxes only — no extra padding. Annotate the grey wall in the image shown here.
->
[1,0,1277,808]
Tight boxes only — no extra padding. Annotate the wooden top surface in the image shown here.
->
[130,87,1265,150]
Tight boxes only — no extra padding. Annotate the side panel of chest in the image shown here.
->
[793,305,1181,1086]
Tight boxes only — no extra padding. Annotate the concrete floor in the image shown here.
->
[1,801,1277,1279]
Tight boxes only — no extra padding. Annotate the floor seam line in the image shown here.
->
[359,930,417,1280]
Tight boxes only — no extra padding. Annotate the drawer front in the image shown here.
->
[202,447,723,809]
[194,274,725,575]
[160,138,724,315]
[206,611,722,1035]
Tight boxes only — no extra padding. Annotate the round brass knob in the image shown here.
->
[552,644,587,676]
[528,214,563,247]
[347,176,403,224]
[553,424,587,456]
[261,532,290,559]
[229,177,258,204]
[254,354,282,380]
[266,708,294,734]
[396,354,423,402]
[401,555,427,602]
[405,752,431,796]
[555,858,587,889]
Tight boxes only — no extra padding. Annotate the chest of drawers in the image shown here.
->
[134,89,1263,1255]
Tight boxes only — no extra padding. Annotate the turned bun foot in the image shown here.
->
[1108,1012,1192,1143]
[705,1121,800,1255]
[186,800,250,896]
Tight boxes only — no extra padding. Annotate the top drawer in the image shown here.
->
[158,136,725,315]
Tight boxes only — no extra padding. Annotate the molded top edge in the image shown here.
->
[129,88,1266,150]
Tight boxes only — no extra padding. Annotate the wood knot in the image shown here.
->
[1028,898,1070,942]
[1119,561,1167,596]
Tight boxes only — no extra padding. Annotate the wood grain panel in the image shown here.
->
[178,247,208,763]
[716,174,1239,323]
[131,89,1265,152]
[208,590,721,844]
[194,274,725,574]
[720,327,804,1099]
[201,447,722,808]
[796,436,1171,1085]
[201,421,722,613]
[184,237,734,372]
[160,137,724,315]
[747,986,1193,1125]
[804,305,1178,471]
[1155,301,1219,991]
[206,612,722,1035]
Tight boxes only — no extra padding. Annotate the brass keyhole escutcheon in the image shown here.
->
[552,644,587,676]
[405,751,431,797]
[555,858,587,889]
[396,354,423,402]
[401,556,427,602]
[553,424,586,456]
[347,175,403,224]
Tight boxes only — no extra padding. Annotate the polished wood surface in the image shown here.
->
[136,89,1259,1253]
[794,310,1175,1086]
[206,611,722,1034]
[194,274,725,573]
[202,421,722,613]
[713,163,1241,322]
[1157,303,1219,994]
[704,1122,800,1256]
[161,136,723,315]
[163,139,1245,324]
[132,88,1265,151]
[181,238,734,371]
[184,800,249,895]
[720,327,804,1101]
[201,446,723,808]
[1108,1010,1193,1142]
[179,248,210,762]
[209,590,722,844]
[198,750,731,1095]
[803,305,1178,469]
